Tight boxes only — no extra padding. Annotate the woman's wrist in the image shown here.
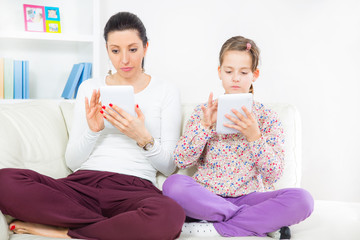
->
[136,133,153,147]
[137,135,154,151]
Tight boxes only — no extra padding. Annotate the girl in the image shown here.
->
[163,36,314,239]
[0,12,185,240]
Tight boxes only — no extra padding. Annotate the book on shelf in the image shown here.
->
[61,63,84,99]
[61,62,92,99]
[14,60,23,99]
[0,58,29,100]
[4,58,14,99]
[74,62,92,98]
[22,61,29,99]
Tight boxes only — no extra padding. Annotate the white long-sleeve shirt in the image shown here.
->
[65,76,181,185]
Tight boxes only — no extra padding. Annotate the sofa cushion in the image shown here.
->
[0,210,8,240]
[0,101,71,179]
[5,100,301,189]
[267,103,302,189]
[59,101,75,135]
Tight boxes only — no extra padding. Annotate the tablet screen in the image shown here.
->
[100,85,135,128]
[216,93,253,134]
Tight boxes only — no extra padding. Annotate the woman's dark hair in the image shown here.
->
[104,12,148,68]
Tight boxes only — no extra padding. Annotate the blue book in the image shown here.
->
[4,58,14,99]
[61,63,84,99]
[22,60,29,99]
[74,62,92,98]
[13,60,23,99]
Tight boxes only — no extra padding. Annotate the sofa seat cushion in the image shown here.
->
[0,101,71,179]
[6,201,360,239]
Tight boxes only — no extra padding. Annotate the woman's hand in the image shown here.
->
[85,89,104,132]
[200,92,218,129]
[101,104,152,146]
[224,106,261,142]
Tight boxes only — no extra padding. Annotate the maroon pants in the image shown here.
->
[0,168,185,240]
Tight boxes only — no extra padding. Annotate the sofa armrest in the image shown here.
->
[0,211,9,240]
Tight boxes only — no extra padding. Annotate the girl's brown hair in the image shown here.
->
[219,36,260,93]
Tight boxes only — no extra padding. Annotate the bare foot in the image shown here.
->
[9,220,70,239]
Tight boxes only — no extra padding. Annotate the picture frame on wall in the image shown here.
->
[44,6,61,33]
[23,4,46,32]
[45,6,60,21]
[46,20,61,33]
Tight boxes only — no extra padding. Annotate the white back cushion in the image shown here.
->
[267,103,302,189]
[0,100,300,188]
[0,101,71,179]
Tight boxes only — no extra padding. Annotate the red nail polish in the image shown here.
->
[136,104,139,108]
[102,106,106,109]
[104,116,107,119]
[10,225,15,230]
[100,110,104,114]
[109,103,113,107]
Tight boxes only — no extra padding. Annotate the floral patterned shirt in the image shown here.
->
[174,101,285,197]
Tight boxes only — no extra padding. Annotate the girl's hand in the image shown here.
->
[200,92,218,129]
[224,106,261,142]
[85,89,104,132]
[101,104,152,146]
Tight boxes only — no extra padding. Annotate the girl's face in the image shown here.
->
[218,50,259,94]
[106,30,148,79]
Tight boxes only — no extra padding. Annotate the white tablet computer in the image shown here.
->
[100,85,136,128]
[216,93,253,134]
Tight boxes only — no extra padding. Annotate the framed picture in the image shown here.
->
[44,6,61,33]
[46,20,61,33]
[44,6,60,21]
[23,4,45,32]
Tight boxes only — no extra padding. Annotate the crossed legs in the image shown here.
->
[163,174,314,237]
[0,169,185,240]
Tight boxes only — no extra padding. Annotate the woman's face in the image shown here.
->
[218,50,259,94]
[106,30,147,79]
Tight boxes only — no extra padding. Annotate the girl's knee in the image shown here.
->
[296,188,314,215]
[162,174,191,198]
[286,188,314,217]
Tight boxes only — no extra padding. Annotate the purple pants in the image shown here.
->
[163,174,314,237]
[0,169,185,240]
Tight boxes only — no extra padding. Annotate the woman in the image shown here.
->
[0,12,185,240]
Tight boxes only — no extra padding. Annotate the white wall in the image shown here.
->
[98,0,360,202]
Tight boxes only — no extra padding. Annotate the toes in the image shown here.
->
[14,228,28,234]
[9,221,28,234]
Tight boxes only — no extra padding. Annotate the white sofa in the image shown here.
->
[0,100,359,240]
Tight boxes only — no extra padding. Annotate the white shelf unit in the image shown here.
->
[0,32,94,42]
[0,0,100,99]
